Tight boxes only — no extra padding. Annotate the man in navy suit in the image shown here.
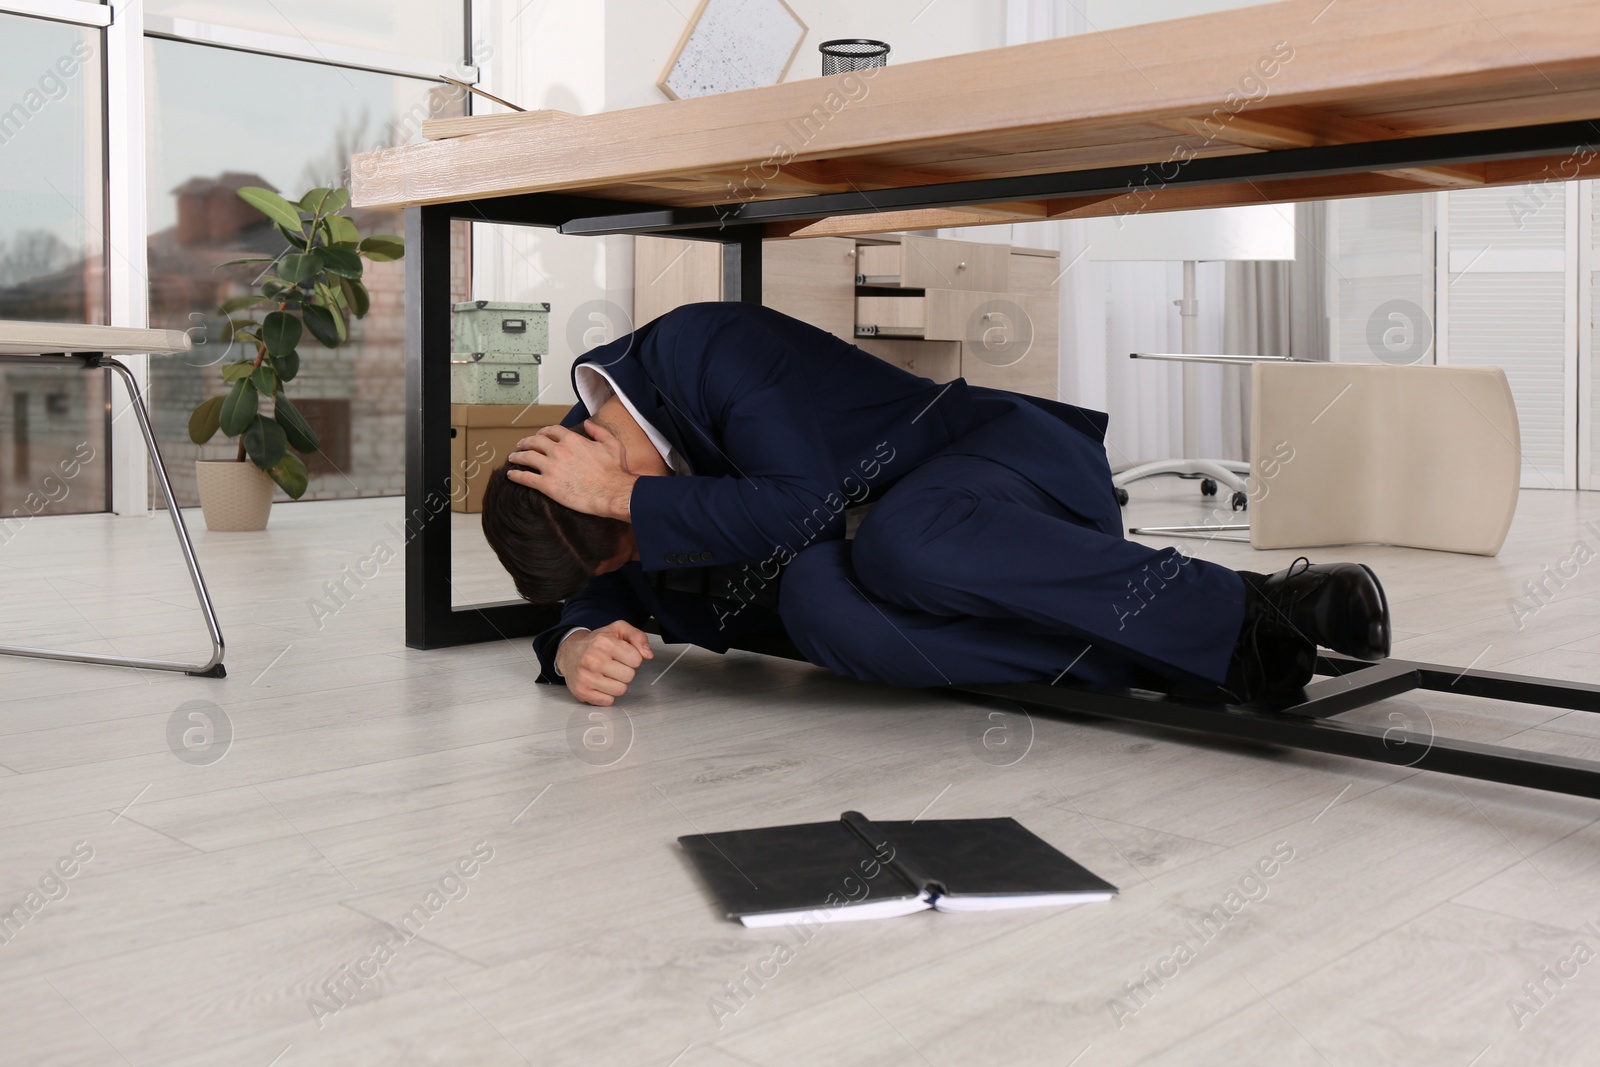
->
[481,302,1390,707]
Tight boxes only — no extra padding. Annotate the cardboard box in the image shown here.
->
[451,403,574,513]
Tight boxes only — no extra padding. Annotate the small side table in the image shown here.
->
[0,321,224,678]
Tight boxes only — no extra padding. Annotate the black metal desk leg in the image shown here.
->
[404,202,570,650]
[404,205,457,650]
[721,228,764,303]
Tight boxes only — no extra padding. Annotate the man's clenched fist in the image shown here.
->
[555,620,654,706]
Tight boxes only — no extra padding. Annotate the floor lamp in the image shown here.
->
[1086,204,1297,509]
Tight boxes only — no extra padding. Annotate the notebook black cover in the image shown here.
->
[871,817,1117,899]
[678,818,923,920]
[679,812,1116,921]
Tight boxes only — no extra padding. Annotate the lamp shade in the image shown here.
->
[1086,204,1297,262]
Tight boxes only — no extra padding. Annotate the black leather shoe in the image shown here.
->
[1221,605,1316,705]
[1221,558,1391,705]
[1248,558,1391,661]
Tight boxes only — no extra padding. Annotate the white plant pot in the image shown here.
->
[195,460,274,532]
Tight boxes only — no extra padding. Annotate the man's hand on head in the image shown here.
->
[507,420,637,521]
[556,620,654,706]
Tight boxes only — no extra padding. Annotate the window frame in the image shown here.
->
[0,0,480,514]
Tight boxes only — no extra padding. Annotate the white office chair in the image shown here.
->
[1131,356,1521,557]
[1249,361,1520,555]
[1113,352,1293,512]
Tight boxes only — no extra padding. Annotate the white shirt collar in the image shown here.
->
[573,363,690,475]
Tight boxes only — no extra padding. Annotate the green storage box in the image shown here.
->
[451,300,549,357]
[450,353,541,405]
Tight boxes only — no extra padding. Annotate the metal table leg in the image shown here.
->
[0,354,225,677]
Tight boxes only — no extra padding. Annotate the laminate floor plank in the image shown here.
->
[1137,901,1600,1067]
[44,903,482,1065]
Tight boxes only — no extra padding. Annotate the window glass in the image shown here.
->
[146,0,467,65]
[0,13,109,519]
[146,37,467,506]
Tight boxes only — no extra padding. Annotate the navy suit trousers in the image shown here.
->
[777,396,1249,690]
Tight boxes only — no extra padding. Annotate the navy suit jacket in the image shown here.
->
[531,302,1109,682]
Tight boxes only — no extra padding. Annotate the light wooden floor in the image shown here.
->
[2,482,1599,1066]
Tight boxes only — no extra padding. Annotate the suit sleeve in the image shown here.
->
[531,568,652,683]
[628,336,842,569]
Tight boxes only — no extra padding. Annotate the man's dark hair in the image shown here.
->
[480,462,629,604]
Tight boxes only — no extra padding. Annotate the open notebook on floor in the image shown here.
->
[680,811,1117,927]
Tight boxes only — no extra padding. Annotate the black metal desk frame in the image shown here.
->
[406,118,1600,799]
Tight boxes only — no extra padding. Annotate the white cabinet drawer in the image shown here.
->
[855,235,1009,292]
[635,235,857,339]
[854,337,961,383]
[856,289,1023,342]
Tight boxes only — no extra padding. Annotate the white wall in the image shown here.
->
[1084,0,1278,29]
[475,0,1008,405]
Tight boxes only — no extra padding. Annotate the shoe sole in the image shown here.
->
[1355,563,1391,660]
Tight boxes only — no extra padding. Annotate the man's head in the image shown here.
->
[481,462,634,604]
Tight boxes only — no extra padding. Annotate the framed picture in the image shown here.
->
[658,0,809,101]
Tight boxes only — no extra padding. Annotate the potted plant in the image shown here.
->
[187,186,404,531]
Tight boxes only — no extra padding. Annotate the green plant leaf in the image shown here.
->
[302,303,340,348]
[187,394,225,445]
[339,277,371,319]
[220,360,256,383]
[298,187,350,217]
[325,214,360,246]
[313,281,348,342]
[219,378,259,436]
[260,280,303,304]
[268,452,309,499]
[321,188,351,215]
[220,319,260,344]
[251,364,277,396]
[238,187,305,232]
[278,224,309,251]
[216,256,275,268]
[243,413,288,469]
[358,235,405,262]
[217,294,273,316]
[261,310,302,355]
[279,251,322,285]
[320,246,364,279]
[274,392,321,453]
[298,187,334,213]
[270,347,300,382]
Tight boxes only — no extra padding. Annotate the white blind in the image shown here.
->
[1589,189,1600,490]
[1445,185,1574,490]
